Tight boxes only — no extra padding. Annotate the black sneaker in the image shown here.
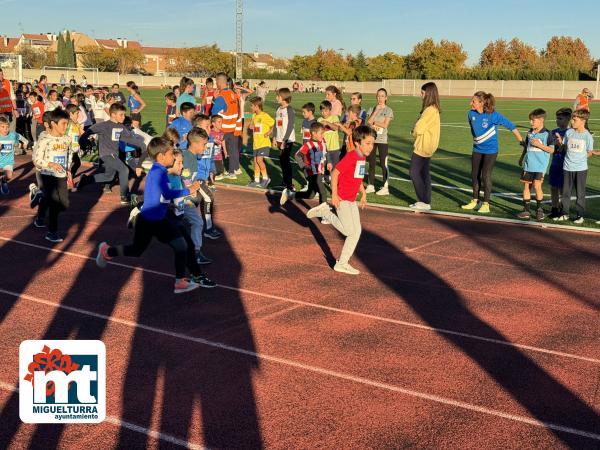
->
[45,232,63,243]
[548,208,561,220]
[33,218,45,228]
[203,228,222,240]
[29,183,43,208]
[191,274,217,288]
[196,251,212,265]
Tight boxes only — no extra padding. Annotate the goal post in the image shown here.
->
[41,66,99,85]
[0,54,23,82]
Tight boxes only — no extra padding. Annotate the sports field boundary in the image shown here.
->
[215,182,600,235]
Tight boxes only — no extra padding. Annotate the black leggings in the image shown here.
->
[109,214,200,279]
[278,142,294,189]
[471,152,497,203]
[39,175,69,233]
[70,152,81,179]
[367,143,389,186]
[295,174,327,204]
[409,153,431,204]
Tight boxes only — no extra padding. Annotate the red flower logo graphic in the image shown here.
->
[23,345,80,396]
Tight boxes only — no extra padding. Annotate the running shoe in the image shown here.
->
[307,202,331,219]
[191,273,217,288]
[196,251,212,265]
[247,181,260,188]
[45,232,63,243]
[127,207,140,229]
[536,208,545,221]
[174,278,200,294]
[333,261,360,275]
[259,177,271,188]
[553,214,568,222]
[572,216,584,224]
[365,184,375,194]
[96,242,112,268]
[517,210,531,219]
[478,202,490,214]
[203,228,222,240]
[376,185,389,196]
[0,181,9,195]
[29,183,43,208]
[33,217,45,228]
[461,199,479,210]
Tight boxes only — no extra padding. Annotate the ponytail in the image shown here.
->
[483,93,495,113]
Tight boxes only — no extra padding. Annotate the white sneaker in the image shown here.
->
[365,184,375,194]
[234,169,243,175]
[333,261,360,275]
[376,186,389,196]
[321,218,330,225]
[409,202,431,211]
[307,202,330,219]
[280,188,289,206]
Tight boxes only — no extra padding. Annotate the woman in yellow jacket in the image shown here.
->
[409,82,441,210]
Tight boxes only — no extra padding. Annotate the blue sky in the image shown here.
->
[1,0,599,65]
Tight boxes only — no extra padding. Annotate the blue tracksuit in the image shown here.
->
[468,110,516,154]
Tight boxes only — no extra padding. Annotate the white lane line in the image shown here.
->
[0,236,599,364]
[1,289,599,442]
[0,381,206,449]
[405,235,458,252]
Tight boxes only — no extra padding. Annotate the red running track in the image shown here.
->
[0,156,599,449]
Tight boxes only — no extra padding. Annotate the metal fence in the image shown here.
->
[17,69,600,100]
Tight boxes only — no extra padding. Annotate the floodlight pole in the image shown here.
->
[596,60,599,100]
[235,0,243,80]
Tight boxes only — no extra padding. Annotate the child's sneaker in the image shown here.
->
[191,273,217,288]
[553,214,568,222]
[0,180,9,195]
[280,188,293,206]
[120,196,130,205]
[409,202,431,211]
[174,278,200,294]
[548,207,561,220]
[321,218,330,225]
[333,261,360,275]
[196,251,212,265]
[572,216,584,224]
[203,227,222,240]
[234,169,243,176]
[33,217,45,228]
[103,184,112,194]
[260,177,271,188]
[29,183,43,208]
[247,180,260,188]
[45,232,63,243]
[214,174,224,181]
[461,199,479,210]
[127,207,140,229]
[365,184,375,194]
[95,242,112,268]
[225,173,237,180]
[307,202,331,219]
[478,202,490,214]
[130,193,141,207]
[536,208,545,221]
[376,185,389,196]
[517,209,530,219]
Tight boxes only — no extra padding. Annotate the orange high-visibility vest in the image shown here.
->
[575,94,590,112]
[0,79,13,114]
[216,89,239,134]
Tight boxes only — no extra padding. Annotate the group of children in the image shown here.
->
[3,73,599,293]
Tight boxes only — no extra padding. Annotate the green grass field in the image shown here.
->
[135,89,600,227]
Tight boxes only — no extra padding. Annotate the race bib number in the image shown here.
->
[112,128,123,141]
[53,155,67,169]
[0,143,13,153]
[277,119,283,128]
[33,107,41,116]
[173,198,185,216]
[354,160,366,178]
[253,123,262,134]
[206,96,213,105]
[168,114,176,124]
[375,126,384,135]
[568,138,586,153]
[302,128,311,140]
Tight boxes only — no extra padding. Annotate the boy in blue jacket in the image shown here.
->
[96,136,215,294]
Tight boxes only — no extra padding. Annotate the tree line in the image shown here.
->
[17,35,598,81]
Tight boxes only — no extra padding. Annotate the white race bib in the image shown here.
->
[112,128,123,141]
[568,138,586,153]
[354,160,366,178]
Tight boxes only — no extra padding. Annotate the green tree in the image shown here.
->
[352,50,369,81]
[366,52,405,80]
[114,47,145,74]
[405,38,467,78]
[65,31,76,68]
[18,44,56,69]
[79,46,118,72]
[542,36,594,73]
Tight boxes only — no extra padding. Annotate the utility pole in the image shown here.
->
[235,0,243,80]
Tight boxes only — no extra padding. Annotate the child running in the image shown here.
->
[77,103,146,204]
[0,114,28,195]
[283,122,328,214]
[306,125,374,275]
[192,116,223,240]
[462,91,524,213]
[248,96,274,188]
[64,104,83,188]
[96,136,215,294]
[547,108,572,219]
[31,109,72,243]
[517,109,554,221]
